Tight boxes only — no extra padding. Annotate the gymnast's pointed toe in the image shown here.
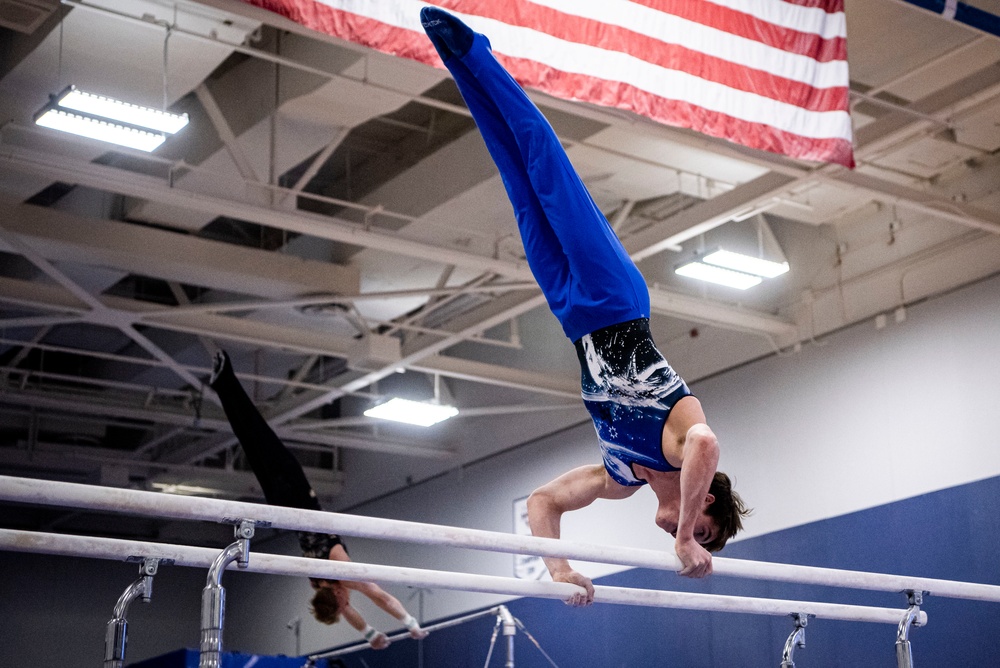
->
[420,6,475,60]
[209,350,230,387]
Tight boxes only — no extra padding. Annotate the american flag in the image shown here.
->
[244,0,854,168]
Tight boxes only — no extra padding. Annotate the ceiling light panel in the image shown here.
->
[364,397,459,427]
[35,109,167,152]
[675,261,763,290]
[702,249,789,278]
[58,89,189,134]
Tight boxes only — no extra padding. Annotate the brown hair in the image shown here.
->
[309,585,342,625]
[703,471,751,553]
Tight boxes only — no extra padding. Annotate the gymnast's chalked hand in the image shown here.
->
[553,568,595,606]
[675,538,713,578]
[367,631,390,650]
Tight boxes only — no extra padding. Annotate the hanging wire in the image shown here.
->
[57,18,64,89]
[513,616,561,668]
[162,21,173,110]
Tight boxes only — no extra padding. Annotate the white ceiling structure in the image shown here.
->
[1,0,999,541]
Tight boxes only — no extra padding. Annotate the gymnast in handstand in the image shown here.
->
[209,350,428,648]
[420,8,750,607]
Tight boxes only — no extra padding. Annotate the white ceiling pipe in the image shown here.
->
[1,475,998,603]
[0,528,926,626]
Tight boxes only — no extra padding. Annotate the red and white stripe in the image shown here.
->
[243,0,855,167]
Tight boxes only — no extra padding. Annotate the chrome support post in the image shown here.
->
[104,557,160,668]
[896,590,925,668]
[199,520,254,668]
[498,605,516,668]
[780,613,810,668]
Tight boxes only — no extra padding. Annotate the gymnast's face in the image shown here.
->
[655,494,719,546]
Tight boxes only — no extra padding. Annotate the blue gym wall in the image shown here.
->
[328,474,1000,667]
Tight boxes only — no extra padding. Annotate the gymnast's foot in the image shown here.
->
[420,6,475,62]
[209,350,230,387]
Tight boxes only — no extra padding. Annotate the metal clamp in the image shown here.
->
[104,557,161,668]
[896,590,926,668]
[780,613,811,668]
[200,520,256,668]
[232,518,255,569]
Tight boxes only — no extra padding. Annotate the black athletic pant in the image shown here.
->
[209,356,321,512]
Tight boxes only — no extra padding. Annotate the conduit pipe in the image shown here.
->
[1,476,998,603]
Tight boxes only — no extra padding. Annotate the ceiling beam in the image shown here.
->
[0,143,538,282]
[0,144,827,343]
[0,228,207,390]
[409,354,580,399]
[647,287,798,342]
[195,83,262,184]
[0,276,541,391]
[820,170,1000,234]
[0,445,344,499]
[0,198,360,298]
[0,390,453,459]
[624,172,799,262]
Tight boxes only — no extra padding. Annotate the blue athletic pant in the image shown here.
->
[441,31,650,342]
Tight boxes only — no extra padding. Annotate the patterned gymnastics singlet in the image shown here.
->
[574,319,692,486]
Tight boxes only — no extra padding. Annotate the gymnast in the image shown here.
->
[209,350,428,648]
[420,8,750,607]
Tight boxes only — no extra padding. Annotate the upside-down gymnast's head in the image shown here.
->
[309,578,347,624]
[703,472,751,553]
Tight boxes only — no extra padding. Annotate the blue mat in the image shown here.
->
[127,648,328,668]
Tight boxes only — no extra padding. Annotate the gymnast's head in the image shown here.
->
[309,578,347,624]
[702,471,751,553]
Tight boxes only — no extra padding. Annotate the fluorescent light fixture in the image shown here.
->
[702,249,789,278]
[34,86,189,152]
[675,260,762,290]
[364,397,459,427]
[35,109,166,152]
[57,89,189,134]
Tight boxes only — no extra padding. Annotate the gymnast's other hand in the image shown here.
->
[675,537,713,578]
[553,568,595,606]
[367,630,390,650]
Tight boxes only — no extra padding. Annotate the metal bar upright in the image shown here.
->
[199,520,254,668]
[896,590,925,668]
[780,613,810,668]
[498,605,516,668]
[104,557,160,668]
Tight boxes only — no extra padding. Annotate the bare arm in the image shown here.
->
[337,599,367,633]
[344,581,426,638]
[526,464,638,606]
[671,424,720,578]
[322,546,388,648]
[331,544,428,639]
